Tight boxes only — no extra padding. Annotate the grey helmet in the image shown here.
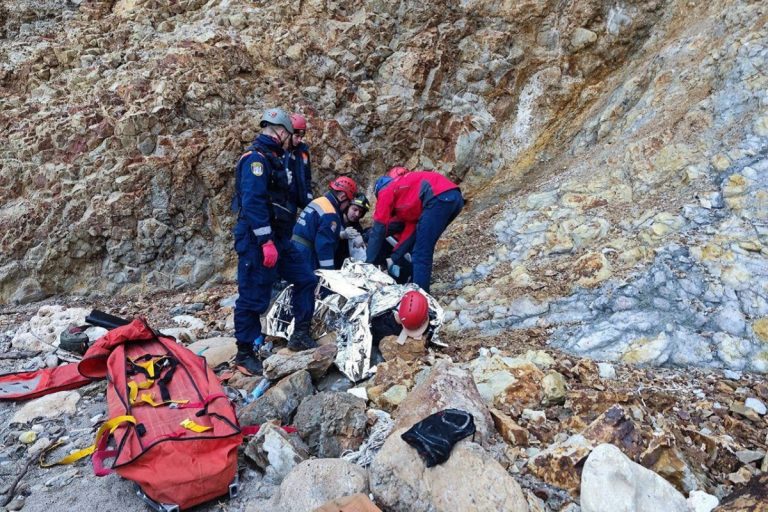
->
[260,108,294,134]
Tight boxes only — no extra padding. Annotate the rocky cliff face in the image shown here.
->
[2,0,767,370]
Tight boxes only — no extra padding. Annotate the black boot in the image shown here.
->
[287,322,317,351]
[235,344,263,376]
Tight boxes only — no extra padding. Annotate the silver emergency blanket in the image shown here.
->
[265,260,444,381]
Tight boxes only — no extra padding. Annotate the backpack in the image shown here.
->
[46,318,244,510]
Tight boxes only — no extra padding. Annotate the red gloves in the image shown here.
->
[261,240,278,268]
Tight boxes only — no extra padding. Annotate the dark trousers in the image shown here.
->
[234,232,317,345]
[412,189,464,293]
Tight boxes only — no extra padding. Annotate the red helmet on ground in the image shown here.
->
[398,290,429,343]
[329,176,358,201]
[387,166,410,179]
[290,113,307,131]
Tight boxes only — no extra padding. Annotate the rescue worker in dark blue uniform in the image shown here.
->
[285,113,313,211]
[232,108,319,375]
[291,176,358,270]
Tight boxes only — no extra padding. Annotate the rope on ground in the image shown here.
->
[342,409,394,468]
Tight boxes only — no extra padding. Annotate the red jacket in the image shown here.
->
[373,171,459,225]
[371,171,459,255]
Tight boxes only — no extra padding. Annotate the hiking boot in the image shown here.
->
[235,344,263,376]
[287,323,317,351]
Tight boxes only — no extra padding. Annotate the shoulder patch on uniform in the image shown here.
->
[330,221,337,232]
[251,162,263,176]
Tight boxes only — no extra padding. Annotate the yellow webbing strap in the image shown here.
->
[127,380,155,403]
[134,359,156,378]
[180,419,212,433]
[40,415,137,468]
[134,392,189,408]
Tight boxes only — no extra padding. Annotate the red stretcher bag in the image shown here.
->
[36,318,244,510]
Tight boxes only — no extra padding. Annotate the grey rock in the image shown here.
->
[11,277,47,304]
[244,422,309,483]
[735,449,765,464]
[270,459,368,512]
[263,344,337,381]
[714,305,746,336]
[294,391,367,458]
[238,370,314,426]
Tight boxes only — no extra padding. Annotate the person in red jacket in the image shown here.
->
[366,169,463,293]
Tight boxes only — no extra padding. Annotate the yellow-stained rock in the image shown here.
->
[723,174,748,197]
[379,335,427,362]
[640,437,703,494]
[651,144,693,177]
[721,264,752,290]
[581,405,646,460]
[753,318,768,342]
[622,333,670,365]
[573,252,613,287]
[711,153,731,172]
[490,408,529,446]
[527,435,593,495]
[755,115,768,137]
[541,371,568,405]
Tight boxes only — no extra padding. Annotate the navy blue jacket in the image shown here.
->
[285,142,313,210]
[292,192,343,269]
[232,134,296,243]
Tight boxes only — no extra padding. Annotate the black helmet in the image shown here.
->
[350,193,370,213]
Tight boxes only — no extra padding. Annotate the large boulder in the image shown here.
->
[238,370,314,426]
[294,391,368,457]
[394,360,495,445]
[267,459,369,512]
[369,430,529,512]
[263,344,338,380]
[581,444,689,512]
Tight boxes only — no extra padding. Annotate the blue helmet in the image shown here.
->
[374,176,393,197]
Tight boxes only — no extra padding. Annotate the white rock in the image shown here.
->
[744,397,766,415]
[598,362,617,379]
[171,314,206,332]
[158,327,196,343]
[347,387,368,400]
[581,443,689,512]
[186,337,237,367]
[27,437,52,455]
[11,391,81,424]
[570,27,598,51]
[522,409,546,423]
[10,306,90,352]
[84,326,108,342]
[686,490,719,512]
